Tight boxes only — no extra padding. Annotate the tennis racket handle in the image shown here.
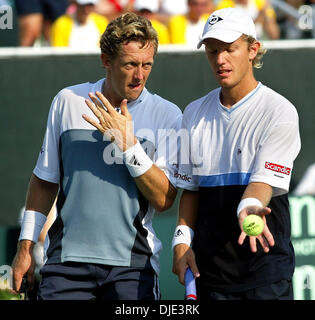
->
[184,268,197,300]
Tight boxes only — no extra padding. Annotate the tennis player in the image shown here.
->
[172,7,301,300]
[12,12,182,300]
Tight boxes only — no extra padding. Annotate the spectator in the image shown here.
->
[160,0,188,15]
[50,0,108,48]
[94,0,134,21]
[133,0,170,44]
[149,0,189,24]
[14,0,68,46]
[216,0,280,39]
[168,0,214,46]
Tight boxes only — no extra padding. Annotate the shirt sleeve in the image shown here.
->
[33,95,61,184]
[249,121,301,197]
[175,112,199,191]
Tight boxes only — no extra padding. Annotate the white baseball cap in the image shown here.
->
[76,0,98,5]
[197,7,257,49]
[134,0,159,12]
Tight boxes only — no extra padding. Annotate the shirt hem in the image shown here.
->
[249,175,289,195]
[33,167,60,184]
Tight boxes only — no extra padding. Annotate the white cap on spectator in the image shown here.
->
[197,7,257,48]
[76,0,98,5]
[134,0,159,12]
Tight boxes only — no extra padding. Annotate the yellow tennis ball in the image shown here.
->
[242,215,264,236]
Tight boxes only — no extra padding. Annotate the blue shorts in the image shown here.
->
[14,0,68,21]
[38,262,160,300]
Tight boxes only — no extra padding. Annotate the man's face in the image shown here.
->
[102,41,155,104]
[76,4,95,24]
[204,37,258,89]
[189,0,208,20]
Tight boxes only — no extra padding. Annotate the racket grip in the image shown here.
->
[184,268,197,300]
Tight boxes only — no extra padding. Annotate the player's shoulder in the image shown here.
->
[184,88,220,117]
[146,90,182,117]
[51,80,100,111]
[56,80,98,100]
[261,84,299,121]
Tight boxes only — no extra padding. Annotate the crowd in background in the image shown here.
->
[1,0,315,47]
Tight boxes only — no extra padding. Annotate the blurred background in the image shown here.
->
[0,0,315,300]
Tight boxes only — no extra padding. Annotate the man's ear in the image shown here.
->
[101,53,111,68]
[249,41,260,61]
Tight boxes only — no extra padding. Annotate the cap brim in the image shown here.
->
[197,29,242,49]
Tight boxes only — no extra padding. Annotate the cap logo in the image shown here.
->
[209,15,223,25]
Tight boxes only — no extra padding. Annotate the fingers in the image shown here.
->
[82,113,105,134]
[249,236,258,253]
[83,92,128,129]
[262,224,275,248]
[178,260,200,285]
[238,231,247,246]
[85,95,108,120]
[95,91,116,115]
[257,235,270,253]
[13,272,23,293]
[255,207,271,218]
[120,99,132,120]
[173,245,199,285]
[189,259,200,279]
[239,229,275,253]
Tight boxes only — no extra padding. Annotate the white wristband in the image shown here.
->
[237,198,263,218]
[123,140,153,178]
[18,210,47,243]
[172,225,194,250]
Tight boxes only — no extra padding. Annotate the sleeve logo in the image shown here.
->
[265,161,291,175]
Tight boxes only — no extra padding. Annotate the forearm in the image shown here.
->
[172,190,200,282]
[261,10,280,40]
[38,198,57,243]
[19,174,59,248]
[172,190,199,249]
[177,190,199,229]
[134,165,177,212]
[25,174,59,216]
[241,182,273,207]
[264,19,280,40]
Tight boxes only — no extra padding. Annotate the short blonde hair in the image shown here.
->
[100,12,158,60]
[242,35,267,69]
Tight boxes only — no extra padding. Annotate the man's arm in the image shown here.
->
[237,182,275,253]
[25,174,59,214]
[134,166,177,212]
[83,91,178,212]
[172,190,200,284]
[12,174,59,292]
